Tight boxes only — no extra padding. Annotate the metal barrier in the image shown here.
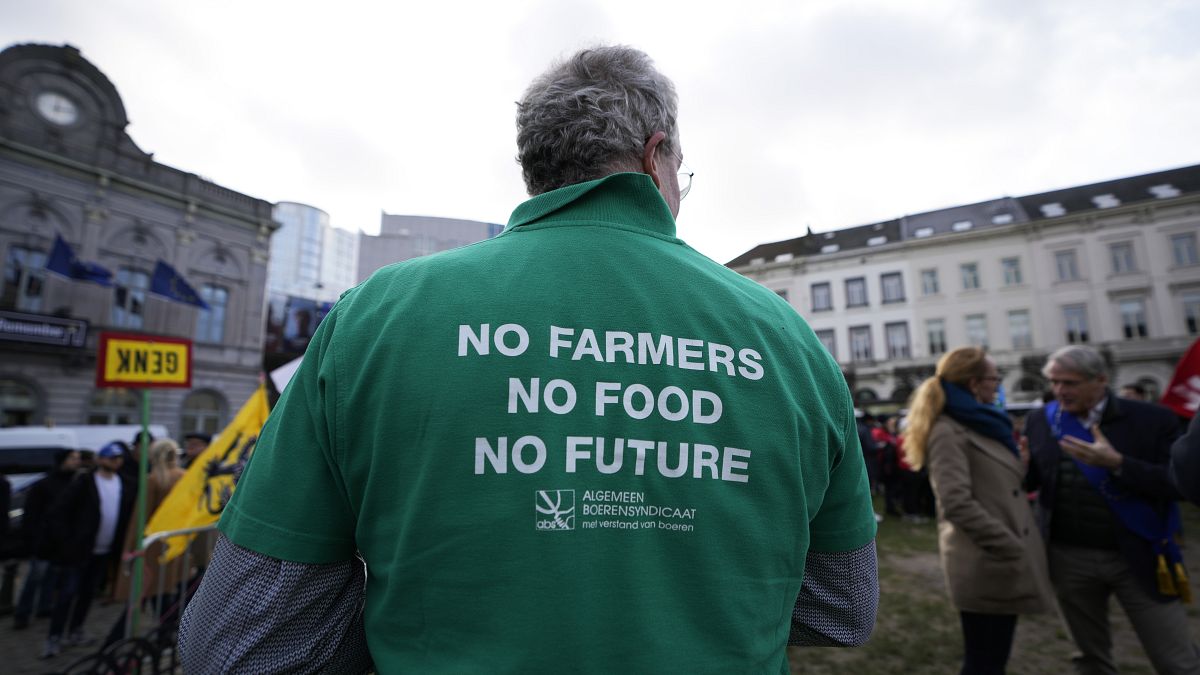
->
[120,524,218,640]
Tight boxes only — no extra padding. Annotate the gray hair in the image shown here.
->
[516,45,679,196]
[1043,345,1108,381]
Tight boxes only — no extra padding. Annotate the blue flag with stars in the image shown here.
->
[150,260,210,310]
[45,234,114,286]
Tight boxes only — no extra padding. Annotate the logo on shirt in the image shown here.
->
[535,489,575,531]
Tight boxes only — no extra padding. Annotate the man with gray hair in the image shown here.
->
[1025,345,1198,674]
[179,45,878,672]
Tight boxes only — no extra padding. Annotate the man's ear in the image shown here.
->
[642,130,667,189]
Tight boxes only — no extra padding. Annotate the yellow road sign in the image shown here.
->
[96,332,193,388]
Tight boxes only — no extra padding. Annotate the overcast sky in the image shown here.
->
[4,0,1198,263]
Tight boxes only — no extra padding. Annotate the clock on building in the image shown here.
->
[34,90,79,126]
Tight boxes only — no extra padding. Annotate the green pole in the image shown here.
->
[128,388,150,638]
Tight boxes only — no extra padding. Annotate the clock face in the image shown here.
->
[35,91,79,126]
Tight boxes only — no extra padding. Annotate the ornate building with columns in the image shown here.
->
[0,43,277,434]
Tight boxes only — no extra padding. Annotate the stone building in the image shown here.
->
[728,164,1200,408]
[0,43,276,435]
[356,212,501,283]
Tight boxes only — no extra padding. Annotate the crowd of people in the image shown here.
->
[3,430,209,660]
[906,345,1198,674]
[1,41,1196,675]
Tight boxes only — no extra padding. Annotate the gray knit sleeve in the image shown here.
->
[178,534,373,674]
[789,540,879,647]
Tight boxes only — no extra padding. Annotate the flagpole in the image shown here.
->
[128,389,151,638]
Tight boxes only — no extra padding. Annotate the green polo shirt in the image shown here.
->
[221,172,875,674]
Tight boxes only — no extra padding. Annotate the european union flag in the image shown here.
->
[45,234,114,286]
[150,260,210,310]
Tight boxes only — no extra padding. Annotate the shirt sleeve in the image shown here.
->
[178,534,373,674]
[219,306,357,564]
[807,394,878,552]
[789,540,879,646]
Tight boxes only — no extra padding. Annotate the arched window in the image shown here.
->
[112,267,150,328]
[87,388,139,425]
[855,388,879,404]
[3,244,48,312]
[0,377,40,426]
[1137,377,1161,403]
[181,390,227,436]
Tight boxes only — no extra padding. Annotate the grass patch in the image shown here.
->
[788,500,1200,673]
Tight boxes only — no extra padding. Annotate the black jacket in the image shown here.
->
[1171,413,1200,505]
[1025,392,1182,600]
[21,469,78,559]
[43,469,134,566]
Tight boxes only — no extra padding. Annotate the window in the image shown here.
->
[811,283,832,312]
[952,220,973,232]
[181,390,227,436]
[87,388,138,425]
[921,269,939,295]
[845,278,868,308]
[1064,305,1089,343]
[965,314,988,348]
[112,267,150,329]
[849,325,873,362]
[1172,233,1199,267]
[1184,292,1200,334]
[885,322,910,359]
[961,263,980,290]
[196,284,229,343]
[1001,257,1022,286]
[4,245,47,312]
[881,272,905,303]
[1008,310,1032,350]
[0,377,38,427]
[1119,298,1148,339]
[774,289,789,301]
[926,319,947,356]
[815,329,836,360]
[1055,250,1080,281]
[1109,242,1137,274]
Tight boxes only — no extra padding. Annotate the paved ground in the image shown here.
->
[0,562,173,675]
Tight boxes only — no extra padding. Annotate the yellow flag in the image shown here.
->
[146,384,270,561]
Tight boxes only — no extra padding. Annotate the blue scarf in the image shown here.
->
[940,379,1018,457]
[1046,400,1190,601]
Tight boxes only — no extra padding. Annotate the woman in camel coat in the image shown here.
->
[905,347,1055,675]
[110,439,187,624]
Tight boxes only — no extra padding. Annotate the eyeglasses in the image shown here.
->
[667,147,693,200]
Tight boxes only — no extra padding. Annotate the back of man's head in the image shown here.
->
[516,45,678,196]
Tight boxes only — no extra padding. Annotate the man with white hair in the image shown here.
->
[1025,345,1198,674]
[180,45,878,673]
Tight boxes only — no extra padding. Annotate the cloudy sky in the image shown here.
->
[4,0,1198,263]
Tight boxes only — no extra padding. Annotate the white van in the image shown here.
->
[2,424,168,523]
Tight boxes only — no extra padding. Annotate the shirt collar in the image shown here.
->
[504,172,678,241]
[1083,396,1108,429]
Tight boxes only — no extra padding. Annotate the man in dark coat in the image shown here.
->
[12,449,80,629]
[1025,345,1199,674]
[1170,413,1200,505]
[40,442,133,659]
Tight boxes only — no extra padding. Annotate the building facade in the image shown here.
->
[0,44,277,435]
[268,201,358,304]
[356,212,501,283]
[728,164,1200,408]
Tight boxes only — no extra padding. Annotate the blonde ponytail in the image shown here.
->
[902,346,989,469]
